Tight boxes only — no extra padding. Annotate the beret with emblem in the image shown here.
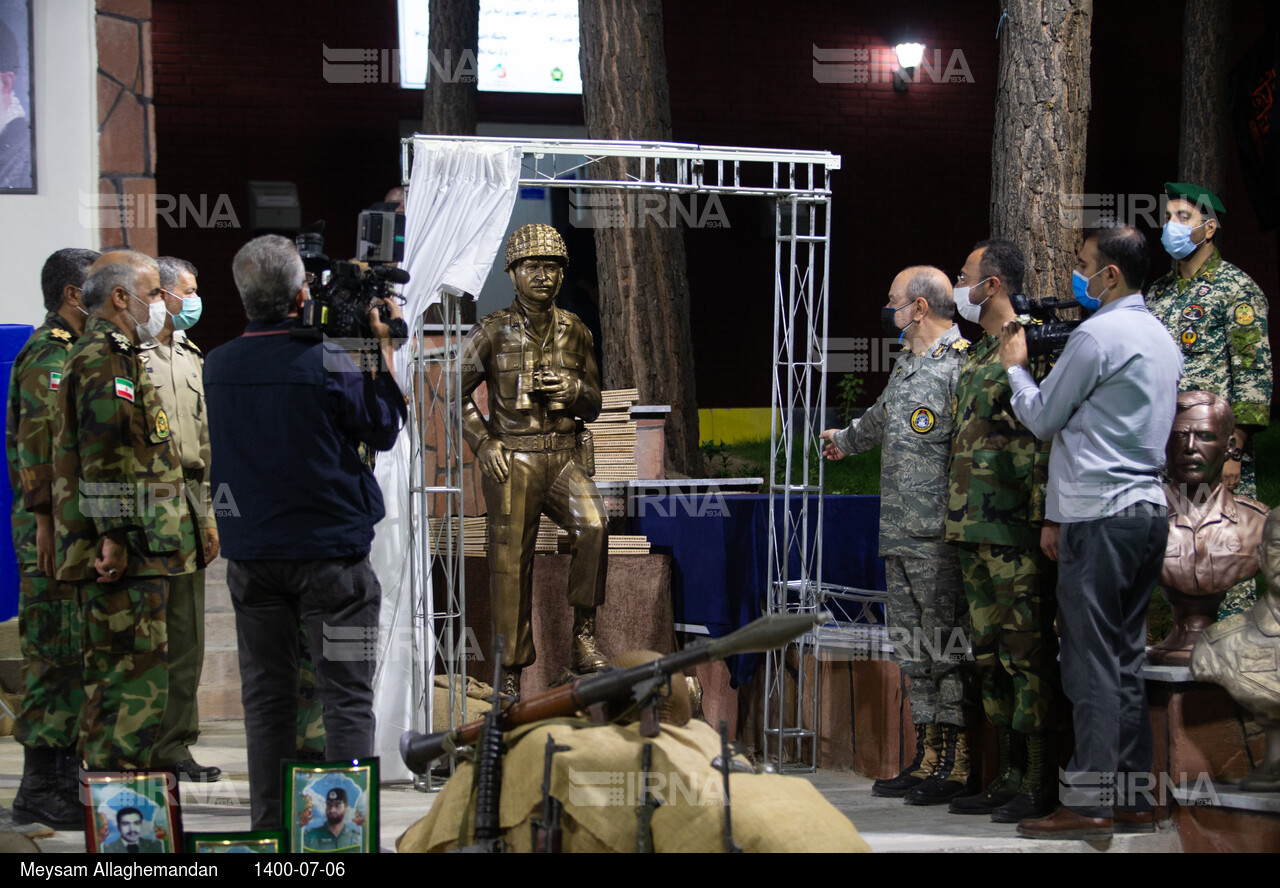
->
[1165,182,1225,215]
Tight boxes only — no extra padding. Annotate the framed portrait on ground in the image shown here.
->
[83,771,183,854]
[282,758,379,854]
[186,830,285,854]
[0,0,35,193]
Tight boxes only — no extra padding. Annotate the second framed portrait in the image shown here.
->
[282,758,379,854]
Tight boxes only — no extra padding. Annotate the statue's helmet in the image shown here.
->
[503,223,569,272]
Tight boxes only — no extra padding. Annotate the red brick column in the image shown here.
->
[96,0,155,255]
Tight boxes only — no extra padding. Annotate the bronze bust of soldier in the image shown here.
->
[1151,391,1269,665]
[461,224,609,698]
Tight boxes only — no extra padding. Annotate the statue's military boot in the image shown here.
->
[571,607,609,674]
[12,747,84,831]
[905,724,973,805]
[500,667,522,701]
[872,723,938,798]
[950,725,1025,814]
[992,732,1056,823]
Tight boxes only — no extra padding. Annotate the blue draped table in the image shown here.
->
[629,493,884,684]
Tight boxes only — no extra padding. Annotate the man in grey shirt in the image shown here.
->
[998,226,1182,840]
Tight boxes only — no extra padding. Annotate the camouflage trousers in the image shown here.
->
[1219,455,1257,619]
[884,548,974,727]
[957,542,1059,733]
[78,576,169,770]
[297,621,326,754]
[15,575,83,749]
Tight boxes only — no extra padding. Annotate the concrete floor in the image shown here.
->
[0,720,1182,853]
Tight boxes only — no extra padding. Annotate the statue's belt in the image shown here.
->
[497,432,578,453]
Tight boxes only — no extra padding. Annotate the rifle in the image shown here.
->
[634,742,661,853]
[717,721,743,853]
[452,636,508,853]
[401,611,825,774]
[530,734,570,853]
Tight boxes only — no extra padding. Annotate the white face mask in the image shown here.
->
[953,277,991,324]
[129,291,167,341]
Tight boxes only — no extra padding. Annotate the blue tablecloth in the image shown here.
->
[629,493,884,684]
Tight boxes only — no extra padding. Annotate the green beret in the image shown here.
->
[1164,182,1225,215]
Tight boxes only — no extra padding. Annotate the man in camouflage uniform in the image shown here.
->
[1147,182,1272,616]
[461,224,608,698]
[944,240,1059,822]
[6,248,98,829]
[53,250,195,771]
[821,266,975,806]
[141,257,221,781]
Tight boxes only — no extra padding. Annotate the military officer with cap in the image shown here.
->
[821,265,976,806]
[303,787,363,852]
[7,247,98,830]
[461,223,608,698]
[52,250,195,771]
[1147,182,1272,616]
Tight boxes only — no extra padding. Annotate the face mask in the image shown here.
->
[1072,268,1106,311]
[171,295,202,331]
[75,304,89,318]
[880,303,914,342]
[953,277,991,324]
[1161,220,1209,260]
[130,291,167,341]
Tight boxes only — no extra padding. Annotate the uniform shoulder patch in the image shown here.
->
[114,377,135,402]
[155,408,170,439]
[49,327,72,344]
[952,337,970,351]
[932,343,946,358]
[108,331,134,354]
[1234,303,1257,326]
[910,407,936,434]
[183,338,202,356]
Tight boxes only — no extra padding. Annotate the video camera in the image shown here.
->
[1010,293,1083,359]
[293,204,410,345]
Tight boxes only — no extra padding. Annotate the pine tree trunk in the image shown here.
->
[990,0,1092,306]
[1178,0,1232,193]
[579,0,702,477]
[420,0,478,134]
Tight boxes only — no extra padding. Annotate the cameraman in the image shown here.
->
[204,234,406,830]
[998,226,1181,840]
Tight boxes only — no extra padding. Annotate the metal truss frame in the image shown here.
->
[401,135,840,779]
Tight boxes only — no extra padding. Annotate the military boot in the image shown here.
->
[57,747,85,813]
[950,725,1025,814]
[500,667,522,701]
[872,723,938,798]
[905,724,973,805]
[991,731,1056,823]
[12,747,84,831]
[571,607,609,673]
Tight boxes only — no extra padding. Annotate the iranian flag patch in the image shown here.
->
[49,372,61,391]
[114,377,134,402]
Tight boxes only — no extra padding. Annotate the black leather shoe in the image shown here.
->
[171,759,222,782]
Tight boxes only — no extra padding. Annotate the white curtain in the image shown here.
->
[370,140,522,781]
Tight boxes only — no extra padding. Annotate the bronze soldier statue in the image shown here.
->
[461,224,608,697]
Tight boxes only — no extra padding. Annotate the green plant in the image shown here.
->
[835,374,867,425]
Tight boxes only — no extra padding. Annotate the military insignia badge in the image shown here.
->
[932,344,946,358]
[1235,303,1256,326]
[1182,304,1205,321]
[50,328,71,342]
[1197,285,1211,298]
[114,377,135,402]
[156,408,170,439]
[910,407,935,433]
[1181,328,1198,347]
[49,372,61,391]
[109,331,132,352]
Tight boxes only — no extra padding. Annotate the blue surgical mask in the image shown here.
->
[1072,268,1106,311]
[1161,220,1209,260]
[171,295,202,331]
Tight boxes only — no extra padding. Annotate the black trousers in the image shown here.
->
[228,556,381,829]
[1056,504,1167,817]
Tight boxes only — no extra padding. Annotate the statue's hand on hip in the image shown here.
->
[478,438,511,483]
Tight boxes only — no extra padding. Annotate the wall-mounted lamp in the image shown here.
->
[893,42,925,93]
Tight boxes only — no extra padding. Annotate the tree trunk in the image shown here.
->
[1178,0,1232,193]
[990,0,1092,307]
[420,0,478,134]
[579,0,702,477]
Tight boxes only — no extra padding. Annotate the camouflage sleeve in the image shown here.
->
[72,346,145,535]
[1225,279,1271,429]
[1030,434,1050,526]
[460,325,493,452]
[834,382,888,455]
[13,341,64,514]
